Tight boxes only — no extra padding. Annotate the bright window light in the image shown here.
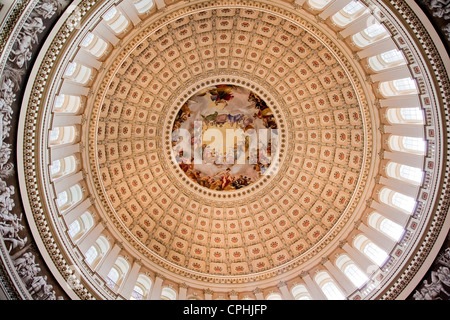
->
[380,49,404,63]
[364,24,386,37]
[399,165,423,184]
[68,220,81,238]
[364,242,389,266]
[380,219,404,241]
[321,282,346,300]
[344,264,369,288]
[85,246,98,265]
[393,78,417,91]
[343,1,364,15]
[392,192,416,213]
[402,136,426,153]
[400,108,423,121]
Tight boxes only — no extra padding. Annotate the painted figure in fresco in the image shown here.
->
[209,85,234,105]
[171,85,278,191]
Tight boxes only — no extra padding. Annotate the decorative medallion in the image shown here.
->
[171,85,279,191]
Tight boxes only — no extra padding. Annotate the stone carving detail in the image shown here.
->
[418,0,450,40]
[412,239,450,300]
[428,0,450,19]
[4,0,449,301]
[0,0,71,300]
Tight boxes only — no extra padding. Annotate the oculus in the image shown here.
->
[171,85,279,191]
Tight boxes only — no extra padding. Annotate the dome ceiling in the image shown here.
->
[1,0,448,301]
[88,5,373,281]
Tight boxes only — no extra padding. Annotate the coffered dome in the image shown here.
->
[86,5,373,282]
[1,0,449,301]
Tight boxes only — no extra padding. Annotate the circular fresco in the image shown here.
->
[171,85,279,191]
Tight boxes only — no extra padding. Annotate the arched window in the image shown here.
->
[265,292,283,300]
[102,6,130,35]
[64,62,93,85]
[331,1,368,27]
[368,212,405,242]
[335,255,369,288]
[106,257,130,290]
[49,155,77,180]
[402,136,426,153]
[56,184,83,212]
[48,126,77,146]
[314,271,346,300]
[386,107,424,125]
[130,274,152,300]
[291,284,312,300]
[388,135,426,155]
[53,94,84,113]
[133,0,154,14]
[379,187,416,214]
[342,1,365,15]
[68,220,80,238]
[353,234,389,267]
[380,78,418,97]
[106,268,120,290]
[364,24,388,38]
[131,284,144,300]
[80,33,109,58]
[68,211,94,242]
[307,0,332,10]
[353,23,389,48]
[161,287,177,300]
[368,49,406,71]
[386,162,424,185]
[85,245,98,265]
[380,49,405,64]
[85,235,110,268]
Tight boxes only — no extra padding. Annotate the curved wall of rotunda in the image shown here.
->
[0,0,449,300]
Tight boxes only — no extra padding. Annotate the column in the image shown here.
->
[204,289,213,300]
[97,243,121,278]
[120,260,141,299]
[324,260,357,296]
[384,124,424,139]
[59,81,90,96]
[319,0,353,19]
[253,288,264,300]
[357,38,398,59]
[118,0,141,26]
[149,274,164,300]
[229,290,238,300]
[77,222,105,254]
[52,114,83,127]
[379,94,421,108]
[301,272,327,300]
[53,171,83,194]
[62,198,92,226]
[379,176,420,199]
[50,144,80,162]
[358,223,397,253]
[370,65,412,83]
[339,12,374,38]
[153,0,166,10]
[93,22,120,46]
[383,151,424,169]
[277,281,294,300]
[370,200,410,226]
[343,243,378,275]
[74,50,102,70]
[178,283,188,300]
